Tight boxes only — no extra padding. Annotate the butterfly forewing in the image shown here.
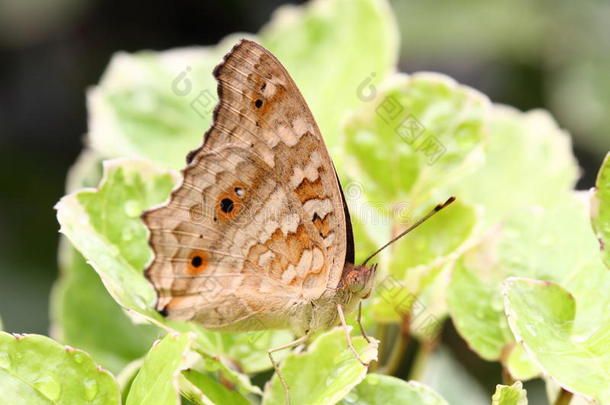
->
[142,40,350,331]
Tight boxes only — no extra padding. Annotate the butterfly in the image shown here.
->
[142,39,454,403]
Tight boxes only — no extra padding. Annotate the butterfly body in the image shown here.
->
[143,39,377,337]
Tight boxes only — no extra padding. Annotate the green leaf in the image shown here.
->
[343,72,489,205]
[87,35,247,170]
[504,344,539,381]
[503,278,610,404]
[126,332,192,405]
[181,369,250,405]
[51,242,160,374]
[455,105,579,225]
[388,199,479,280]
[56,158,290,381]
[56,158,178,319]
[339,374,448,405]
[370,200,479,326]
[420,346,489,405]
[88,0,398,170]
[491,381,528,405]
[53,150,160,373]
[262,328,378,405]
[0,332,120,404]
[447,253,511,361]
[591,152,610,269]
[448,194,605,366]
[260,0,399,156]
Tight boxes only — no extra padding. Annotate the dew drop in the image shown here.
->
[0,352,10,369]
[72,352,84,364]
[121,228,134,241]
[366,373,380,385]
[84,379,98,401]
[124,200,141,218]
[33,375,61,401]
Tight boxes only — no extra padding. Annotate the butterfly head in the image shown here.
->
[343,263,377,300]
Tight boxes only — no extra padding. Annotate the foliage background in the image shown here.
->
[0,0,609,403]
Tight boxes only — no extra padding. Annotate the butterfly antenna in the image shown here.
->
[361,196,456,266]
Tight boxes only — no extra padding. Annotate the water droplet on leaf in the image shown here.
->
[84,379,98,401]
[122,228,135,241]
[72,352,84,364]
[33,375,61,401]
[124,200,141,218]
[0,352,10,369]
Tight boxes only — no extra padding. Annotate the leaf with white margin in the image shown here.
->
[88,0,399,171]
[260,0,399,156]
[88,35,247,170]
[56,158,178,320]
[448,193,607,370]
[505,344,539,381]
[339,374,448,405]
[420,346,489,405]
[0,332,120,404]
[262,327,378,405]
[455,105,579,226]
[503,278,610,404]
[56,158,293,388]
[370,200,479,326]
[591,152,610,269]
[343,72,489,206]
[491,381,528,405]
[51,242,159,374]
[126,332,192,405]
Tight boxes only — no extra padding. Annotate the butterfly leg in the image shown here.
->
[268,333,310,405]
[357,301,371,343]
[336,303,370,367]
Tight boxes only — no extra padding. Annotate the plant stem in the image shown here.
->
[377,315,410,376]
[499,343,515,385]
[370,323,389,372]
[553,388,573,405]
[409,338,437,381]
[501,367,515,385]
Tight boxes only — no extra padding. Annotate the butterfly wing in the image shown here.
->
[143,39,352,331]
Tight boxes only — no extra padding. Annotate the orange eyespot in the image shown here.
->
[215,182,247,221]
[187,249,208,275]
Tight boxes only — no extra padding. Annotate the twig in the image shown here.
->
[554,388,573,405]
[377,314,410,376]
[409,338,438,381]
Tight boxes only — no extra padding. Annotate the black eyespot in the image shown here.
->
[220,198,234,213]
[255,99,263,108]
[260,82,267,91]
[191,255,203,267]
[234,187,245,197]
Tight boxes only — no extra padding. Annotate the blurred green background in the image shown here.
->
[0,0,608,399]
